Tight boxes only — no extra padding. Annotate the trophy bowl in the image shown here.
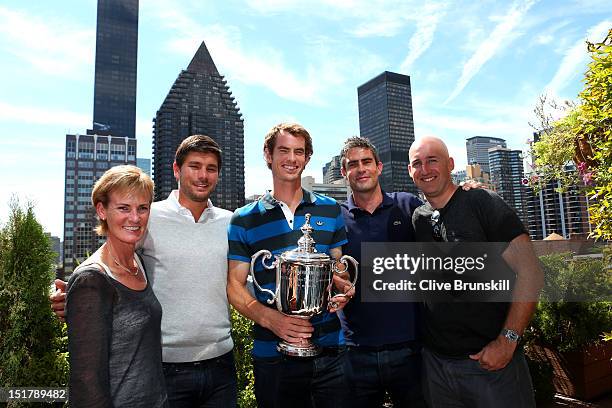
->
[250,214,358,357]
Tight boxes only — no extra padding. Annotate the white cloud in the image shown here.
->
[399,4,445,73]
[146,0,387,105]
[535,34,553,45]
[545,20,611,97]
[246,0,445,40]
[0,101,90,128]
[444,0,538,104]
[0,6,94,78]
[244,165,273,196]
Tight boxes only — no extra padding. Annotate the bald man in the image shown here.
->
[407,137,543,408]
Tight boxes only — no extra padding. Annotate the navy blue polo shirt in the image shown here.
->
[228,189,348,357]
[338,191,424,347]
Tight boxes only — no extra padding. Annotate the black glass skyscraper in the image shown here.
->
[92,0,138,138]
[153,41,245,210]
[488,147,526,222]
[62,0,138,275]
[358,71,416,194]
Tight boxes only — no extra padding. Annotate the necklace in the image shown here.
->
[106,241,139,276]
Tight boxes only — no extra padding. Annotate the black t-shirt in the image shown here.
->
[412,187,527,357]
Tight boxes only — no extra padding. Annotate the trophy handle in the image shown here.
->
[332,255,359,298]
[250,249,278,305]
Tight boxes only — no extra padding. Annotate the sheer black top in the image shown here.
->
[66,259,168,407]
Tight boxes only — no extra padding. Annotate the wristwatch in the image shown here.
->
[501,328,521,343]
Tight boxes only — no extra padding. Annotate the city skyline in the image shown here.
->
[61,0,140,273]
[0,1,610,238]
[358,71,416,194]
[153,41,245,210]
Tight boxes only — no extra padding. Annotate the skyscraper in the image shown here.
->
[488,147,526,222]
[63,132,137,274]
[525,134,591,240]
[62,0,139,275]
[92,0,139,138]
[323,155,343,184]
[525,172,591,240]
[152,41,245,210]
[358,71,416,194]
[466,136,506,174]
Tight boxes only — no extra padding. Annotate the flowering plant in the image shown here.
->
[530,29,612,240]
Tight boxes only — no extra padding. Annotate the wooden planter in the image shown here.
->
[528,343,612,400]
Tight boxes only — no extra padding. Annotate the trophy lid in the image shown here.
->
[282,213,330,263]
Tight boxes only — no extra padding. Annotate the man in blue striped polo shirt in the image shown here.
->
[227,123,353,408]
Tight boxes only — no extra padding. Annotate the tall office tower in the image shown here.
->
[92,0,138,138]
[358,71,416,194]
[525,169,591,240]
[488,147,526,222]
[323,155,343,184]
[63,132,137,274]
[466,136,506,174]
[525,133,591,240]
[62,0,139,276]
[153,41,245,210]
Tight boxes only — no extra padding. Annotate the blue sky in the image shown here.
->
[0,0,610,238]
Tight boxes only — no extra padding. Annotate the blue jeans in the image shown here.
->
[422,347,535,408]
[162,351,237,408]
[253,347,351,408]
[347,344,425,408]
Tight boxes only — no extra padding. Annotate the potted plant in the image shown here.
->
[524,252,612,400]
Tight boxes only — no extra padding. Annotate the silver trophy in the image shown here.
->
[250,213,358,357]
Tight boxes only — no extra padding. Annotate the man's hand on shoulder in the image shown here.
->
[50,279,67,322]
[468,334,517,371]
[460,179,485,191]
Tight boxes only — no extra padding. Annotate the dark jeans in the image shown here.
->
[422,347,535,408]
[162,351,237,408]
[347,344,425,408]
[253,347,351,408]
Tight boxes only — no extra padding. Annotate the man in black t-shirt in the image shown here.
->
[408,136,543,408]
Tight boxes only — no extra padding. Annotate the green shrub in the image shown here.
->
[525,352,555,404]
[525,253,612,352]
[231,307,256,408]
[0,200,69,407]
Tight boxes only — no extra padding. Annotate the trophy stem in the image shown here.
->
[277,340,322,357]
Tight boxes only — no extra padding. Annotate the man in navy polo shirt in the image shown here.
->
[337,136,425,407]
[227,123,353,408]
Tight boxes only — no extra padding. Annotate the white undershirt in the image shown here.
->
[277,200,296,229]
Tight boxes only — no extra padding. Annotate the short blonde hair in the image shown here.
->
[91,165,154,236]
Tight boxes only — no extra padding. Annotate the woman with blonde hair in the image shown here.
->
[66,165,168,407]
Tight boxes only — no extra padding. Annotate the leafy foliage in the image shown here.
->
[530,29,612,239]
[231,307,256,408]
[0,200,69,406]
[524,253,612,353]
[524,353,555,404]
[577,29,612,240]
[530,108,582,190]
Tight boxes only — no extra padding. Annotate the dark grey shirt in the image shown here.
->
[66,260,168,407]
[412,188,527,357]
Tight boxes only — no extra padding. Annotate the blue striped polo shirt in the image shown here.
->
[228,189,348,358]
